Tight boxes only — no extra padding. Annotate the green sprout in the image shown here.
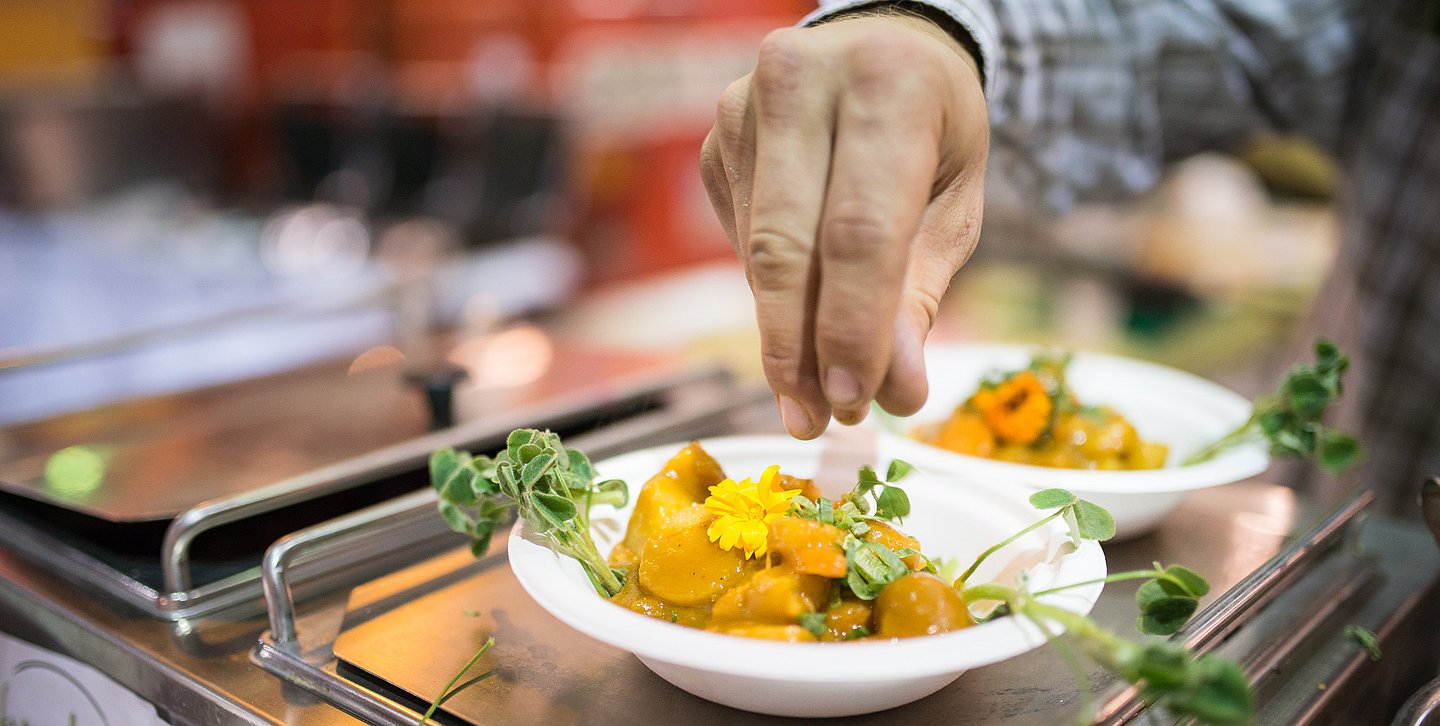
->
[958,489,1252,725]
[790,457,914,534]
[420,637,496,725]
[430,429,628,596]
[1186,339,1362,472]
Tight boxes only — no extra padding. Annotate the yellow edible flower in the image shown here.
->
[703,465,801,559]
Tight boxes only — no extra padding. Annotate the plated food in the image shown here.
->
[914,351,1169,471]
[607,440,973,642]
[501,435,1107,716]
[880,343,1271,538]
[435,431,1249,722]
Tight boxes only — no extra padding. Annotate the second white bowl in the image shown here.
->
[879,343,1271,539]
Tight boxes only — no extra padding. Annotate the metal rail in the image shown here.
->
[0,283,403,374]
[253,382,773,724]
[162,368,730,598]
[1091,486,1375,724]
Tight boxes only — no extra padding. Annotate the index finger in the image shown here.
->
[745,29,835,439]
[814,61,939,424]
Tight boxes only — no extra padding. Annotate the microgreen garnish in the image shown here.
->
[420,636,496,725]
[850,461,914,521]
[1032,561,1209,635]
[957,494,1251,724]
[790,458,914,531]
[845,539,912,600]
[430,430,628,596]
[1344,625,1382,661]
[798,611,827,638]
[1185,339,1362,472]
[956,488,1115,585]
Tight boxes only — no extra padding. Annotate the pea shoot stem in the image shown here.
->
[956,509,1065,585]
[1030,568,1182,598]
[421,637,495,724]
[1183,412,1261,466]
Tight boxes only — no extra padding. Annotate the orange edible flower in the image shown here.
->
[971,371,1053,445]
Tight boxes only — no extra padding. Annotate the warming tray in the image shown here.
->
[257,467,1440,724]
[0,343,732,620]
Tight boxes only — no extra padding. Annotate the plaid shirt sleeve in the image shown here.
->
[807,0,1364,210]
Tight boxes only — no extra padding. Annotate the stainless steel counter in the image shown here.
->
[2,460,1436,724]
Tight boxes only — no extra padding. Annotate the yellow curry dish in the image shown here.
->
[914,353,1169,471]
[430,430,1252,724]
[607,442,973,642]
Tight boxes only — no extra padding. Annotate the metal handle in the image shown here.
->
[1091,486,1376,724]
[1395,676,1440,726]
[162,367,735,597]
[263,489,446,645]
[258,377,770,647]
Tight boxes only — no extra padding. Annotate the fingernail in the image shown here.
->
[778,396,813,438]
[825,367,862,407]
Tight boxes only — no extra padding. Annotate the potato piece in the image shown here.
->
[768,517,848,577]
[777,473,822,503]
[1081,412,1138,459]
[862,520,925,571]
[928,410,996,457]
[661,441,728,501]
[620,442,727,556]
[711,623,819,642]
[710,567,830,626]
[1133,441,1170,469]
[873,572,974,638]
[823,599,875,641]
[637,506,754,606]
[610,570,710,628]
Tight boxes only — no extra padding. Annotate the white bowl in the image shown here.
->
[878,343,1270,539]
[509,435,1106,718]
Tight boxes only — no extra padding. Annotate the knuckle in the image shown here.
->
[758,341,807,390]
[746,227,812,285]
[907,288,942,332]
[843,35,946,103]
[754,30,808,98]
[817,338,873,375]
[815,308,883,360]
[821,203,898,262]
[715,77,751,128]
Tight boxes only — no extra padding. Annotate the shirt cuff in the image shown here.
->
[800,0,1003,100]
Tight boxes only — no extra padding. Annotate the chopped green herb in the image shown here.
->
[798,611,827,638]
[1345,625,1382,661]
[845,539,911,600]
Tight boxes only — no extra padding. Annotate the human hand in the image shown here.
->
[700,11,989,438]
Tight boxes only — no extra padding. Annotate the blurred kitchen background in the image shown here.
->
[0,0,1339,440]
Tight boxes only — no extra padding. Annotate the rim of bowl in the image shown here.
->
[508,435,1107,682]
[878,343,1270,494]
